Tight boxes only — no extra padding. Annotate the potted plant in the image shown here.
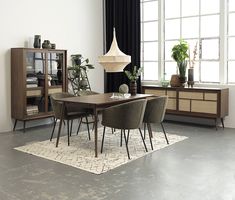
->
[171,39,189,86]
[124,66,143,95]
[68,54,94,95]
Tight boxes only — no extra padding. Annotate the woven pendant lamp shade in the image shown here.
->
[98,28,131,72]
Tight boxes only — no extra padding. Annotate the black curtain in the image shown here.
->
[104,0,141,93]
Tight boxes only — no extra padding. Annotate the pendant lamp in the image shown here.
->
[98,28,131,72]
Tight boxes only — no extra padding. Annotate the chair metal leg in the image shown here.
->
[69,120,73,136]
[67,120,70,146]
[85,116,91,140]
[77,118,82,135]
[50,118,57,141]
[101,126,106,153]
[147,123,154,150]
[144,123,146,139]
[13,119,17,131]
[120,129,123,147]
[161,122,169,144]
[112,128,114,134]
[126,130,130,145]
[139,128,148,152]
[123,129,131,160]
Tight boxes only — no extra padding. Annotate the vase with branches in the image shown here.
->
[124,66,143,95]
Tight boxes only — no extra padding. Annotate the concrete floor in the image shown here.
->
[0,121,235,200]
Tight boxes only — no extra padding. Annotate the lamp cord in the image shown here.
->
[113,0,116,29]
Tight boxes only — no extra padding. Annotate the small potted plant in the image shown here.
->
[124,66,143,95]
[171,39,189,87]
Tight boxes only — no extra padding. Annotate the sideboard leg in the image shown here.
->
[23,121,26,133]
[221,118,225,129]
[13,119,17,131]
[215,118,218,131]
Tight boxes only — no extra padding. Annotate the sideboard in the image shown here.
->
[142,85,229,129]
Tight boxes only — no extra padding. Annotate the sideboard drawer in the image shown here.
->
[204,93,217,101]
[167,90,177,98]
[191,100,217,114]
[167,98,177,110]
[145,89,166,96]
[179,91,203,100]
[179,99,190,112]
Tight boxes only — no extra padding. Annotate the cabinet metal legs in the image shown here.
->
[13,119,17,131]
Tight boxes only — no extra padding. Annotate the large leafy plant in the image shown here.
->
[68,54,94,94]
[68,54,94,78]
[171,39,189,78]
[124,66,143,82]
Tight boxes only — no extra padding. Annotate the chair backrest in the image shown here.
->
[143,96,168,123]
[102,99,147,129]
[50,92,74,119]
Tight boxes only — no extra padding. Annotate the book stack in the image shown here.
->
[26,105,39,115]
[26,77,38,88]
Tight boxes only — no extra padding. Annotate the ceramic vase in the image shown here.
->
[129,81,137,96]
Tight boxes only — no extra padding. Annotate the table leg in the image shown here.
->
[56,102,65,147]
[94,107,98,157]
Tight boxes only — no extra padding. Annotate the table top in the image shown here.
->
[60,93,153,107]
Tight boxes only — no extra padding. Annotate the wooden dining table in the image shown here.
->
[55,93,153,157]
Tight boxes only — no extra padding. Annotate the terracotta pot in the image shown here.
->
[170,75,181,87]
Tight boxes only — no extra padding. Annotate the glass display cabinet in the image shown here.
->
[11,48,67,131]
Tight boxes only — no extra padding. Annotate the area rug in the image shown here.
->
[14,128,187,174]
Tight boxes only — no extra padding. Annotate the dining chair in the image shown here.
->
[143,96,169,150]
[50,92,91,145]
[100,99,148,159]
[76,90,99,135]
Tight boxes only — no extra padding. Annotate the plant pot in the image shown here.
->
[170,74,181,87]
[129,81,137,96]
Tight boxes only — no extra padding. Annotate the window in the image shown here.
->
[140,0,235,84]
[228,0,235,83]
[164,0,220,82]
[141,0,159,81]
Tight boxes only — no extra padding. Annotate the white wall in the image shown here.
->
[0,0,104,132]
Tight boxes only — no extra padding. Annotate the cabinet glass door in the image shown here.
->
[25,51,46,115]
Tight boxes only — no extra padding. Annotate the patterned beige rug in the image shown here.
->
[14,128,187,174]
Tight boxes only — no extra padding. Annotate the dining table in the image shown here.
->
[55,93,153,157]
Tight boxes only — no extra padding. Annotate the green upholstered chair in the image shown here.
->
[50,92,91,145]
[143,96,169,150]
[101,99,148,159]
[76,90,99,135]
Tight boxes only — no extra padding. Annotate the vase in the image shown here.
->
[187,68,194,88]
[179,76,187,87]
[129,81,137,96]
[33,35,41,48]
[42,40,51,49]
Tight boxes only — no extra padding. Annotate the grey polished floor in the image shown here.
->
[0,121,235,200]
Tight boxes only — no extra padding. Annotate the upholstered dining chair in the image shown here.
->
[76,90,99,135]
[100,99,148,159]
[50,92,91,145]
[143,96,169,150]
